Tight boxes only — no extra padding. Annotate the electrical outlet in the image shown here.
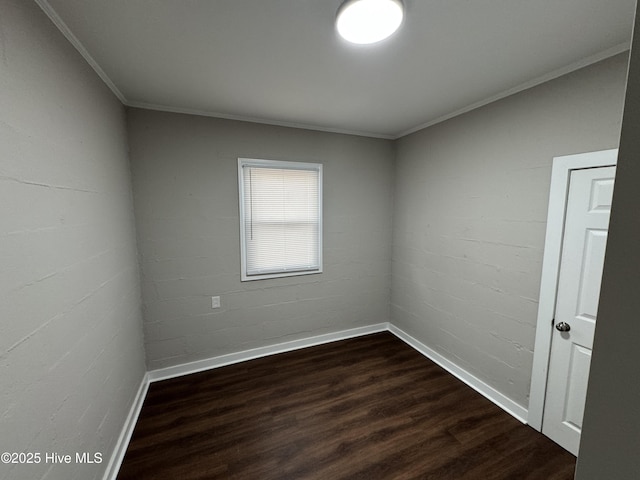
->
[211,296,221,309]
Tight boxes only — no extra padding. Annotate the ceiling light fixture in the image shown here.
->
[336,0,404,45]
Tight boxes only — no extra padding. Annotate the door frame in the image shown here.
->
[528,149,618,431]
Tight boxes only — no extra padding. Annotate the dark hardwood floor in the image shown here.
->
[117,333,575,480]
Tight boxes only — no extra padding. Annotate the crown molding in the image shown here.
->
[125,101,395,140]
[395,42,630,139]
[34,0,629,141]
[34,0,127,104]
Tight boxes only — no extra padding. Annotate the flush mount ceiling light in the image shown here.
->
[336,0,404,45]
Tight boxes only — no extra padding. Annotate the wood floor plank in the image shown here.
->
[117,333,575,479]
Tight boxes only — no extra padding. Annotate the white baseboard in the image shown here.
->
[106,321,529,479]
[147,322,527,423]
[102,372,150,480]
[148,323,390,383]
[388,323,528,423]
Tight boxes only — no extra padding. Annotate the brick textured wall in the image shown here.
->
[0,2,146,479]
[127,109,395,371]
[391,53,628,409]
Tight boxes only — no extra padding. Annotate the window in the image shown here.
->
[238,158,323,281]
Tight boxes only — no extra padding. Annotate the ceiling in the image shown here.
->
[36,0,635,139]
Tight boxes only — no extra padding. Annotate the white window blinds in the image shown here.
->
[238,158,323,281]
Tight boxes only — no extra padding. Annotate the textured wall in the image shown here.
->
[0,2,146,479]
[391,53,628,409]
[127,109,394,370]
[577,12,640,478]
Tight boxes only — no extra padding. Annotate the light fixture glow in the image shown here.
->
[336,0,404,45]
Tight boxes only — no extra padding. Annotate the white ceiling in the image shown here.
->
[37,0,635,139]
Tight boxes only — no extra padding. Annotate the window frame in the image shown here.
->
[237,157,323,282]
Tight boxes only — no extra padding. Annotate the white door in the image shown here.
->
[542,166,615,455]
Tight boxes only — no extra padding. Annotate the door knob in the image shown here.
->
[555,321,571,332]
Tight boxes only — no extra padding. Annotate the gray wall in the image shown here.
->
[1,3,634,477]
[391,53,628,408]
[127,109,394,370]
[577,7,640,478]
[0,2,146,479]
